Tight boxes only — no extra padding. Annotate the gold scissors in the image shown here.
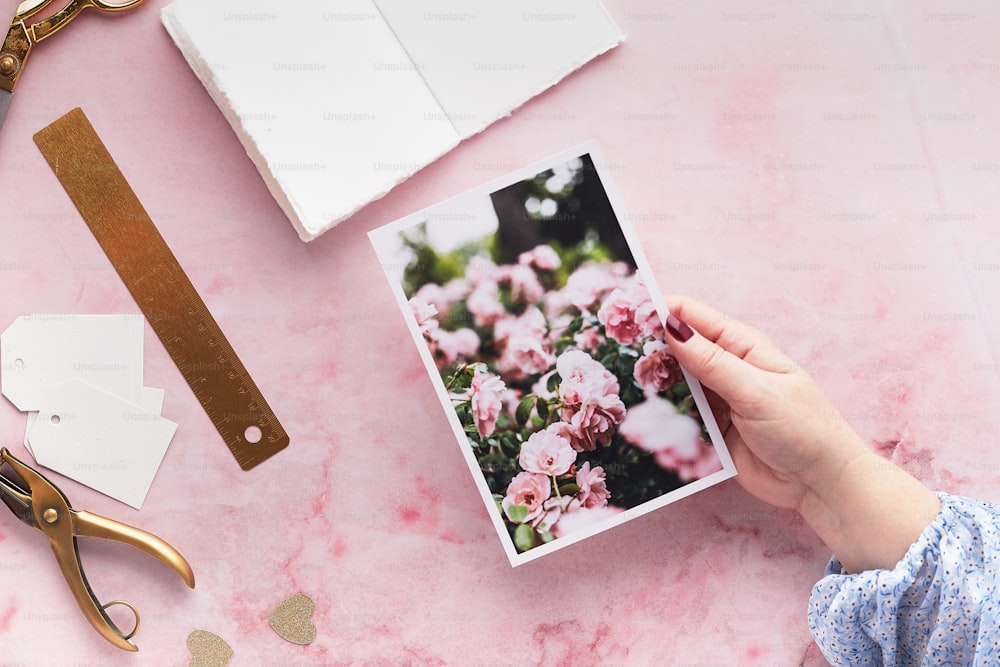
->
[0,0,146,131]
[0,447,195,651]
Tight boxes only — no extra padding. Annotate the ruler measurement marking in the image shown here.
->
[34,108,289,470]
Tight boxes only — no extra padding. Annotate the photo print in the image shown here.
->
[370,142,735,566]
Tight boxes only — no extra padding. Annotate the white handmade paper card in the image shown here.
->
[370,142,736,566]
[162,0,623,241]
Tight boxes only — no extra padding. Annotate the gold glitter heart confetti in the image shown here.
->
[269,593,317,645]
[187,630,234,667]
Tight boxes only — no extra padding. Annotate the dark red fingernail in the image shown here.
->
[666,314,694,342]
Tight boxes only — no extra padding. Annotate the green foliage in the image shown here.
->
[400,226,494,298]
[515,395,535,425]
[479,451,518,493]
[506,504,528,523]
[514,524,535,552]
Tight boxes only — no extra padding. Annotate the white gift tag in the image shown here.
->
[1,315,144,411]
[24,385,167,458]
[28,379,178,509]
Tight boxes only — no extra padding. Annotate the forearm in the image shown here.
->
[798,450,941,573]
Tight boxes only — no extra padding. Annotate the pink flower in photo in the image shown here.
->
[556,349,618,407]
[414,283,446,311]
[409,296,439,336]
[597,282,663,346]
[494,307,547,349]
[619,395,701,459]
[532,495,572,533]
[619,395,720,481]
[416,278,470,314]
[470,370,506,438]
[518,244,561,271]
[466,255,501,283]
[634,340,685,393]
[518,430,577,476]
[545,420,576,443]
[551,504,624,538]
[499,337,556,378]
[429,328,480,368]
[503,264,545,304]
[467,283,506,327]
[562,396,626,451]
[502,472,552,524]
[575,462,610,509]
[427,329,457,368]
[573,327,602,352]
[675,449,724,482]
[561,264,618,311]
[555,350,626,451]
[453,328,480,357]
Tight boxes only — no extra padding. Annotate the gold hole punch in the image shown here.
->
[101,599,140,641]
[0,448,195,651]
[0,0,147,130]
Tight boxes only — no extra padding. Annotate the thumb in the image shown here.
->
[665,313,763,404]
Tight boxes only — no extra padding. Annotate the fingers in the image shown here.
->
[664,295,791,372]
[664,311,764,402]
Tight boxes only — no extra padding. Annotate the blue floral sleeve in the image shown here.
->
[808,493,1000,665]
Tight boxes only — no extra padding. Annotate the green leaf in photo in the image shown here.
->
[506,504,529,523]
[515,394,535,425]
[615,354,636,376]
[514,524,535,552]
[448,367,474,392]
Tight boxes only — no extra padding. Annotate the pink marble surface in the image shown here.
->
[0,1,998,665]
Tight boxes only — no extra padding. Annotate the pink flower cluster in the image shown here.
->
[409,295,480,368]
[597,282,664,346]
[494,307,553,379]
[407,242,722,549]
[618,394,723,482]
[470,369,506,438]
[501,429,613,537]
[553,350,626,451]
[634,341,685,393]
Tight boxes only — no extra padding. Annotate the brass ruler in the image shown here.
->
[33,108,289,470]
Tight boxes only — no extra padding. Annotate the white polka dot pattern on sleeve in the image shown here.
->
[808,493,1000,666]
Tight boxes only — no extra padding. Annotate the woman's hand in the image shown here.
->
[664,295,940,573]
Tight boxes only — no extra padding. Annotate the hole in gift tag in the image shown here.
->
[244,425,262,444]
[50,415,60,425]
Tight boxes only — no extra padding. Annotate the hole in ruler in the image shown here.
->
[14,358,24,370]
[50,415,61,425]
[244,425,262,444]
